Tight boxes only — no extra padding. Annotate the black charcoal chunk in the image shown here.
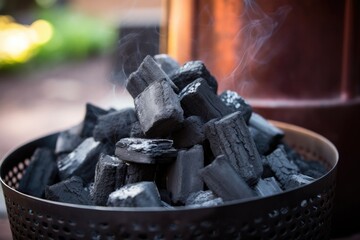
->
[107,182,162,207]
[93,108,137,144]
[129,121,146,138]
[57,137,100,180]
[81,103,109,138]
[179,78,231,121]
[135,79,184,137]
[126,55,178,98]
[18,148,58,198]
[265,148,300,189]
[170,60,218,93]
[154,54,180,76]
[125,163,157,184]
[283,174,314,189]
[205,112,263,185]
[199,155,255,201]
[249,113,284,154]
[185,190,223,207]
[92,155,127,206]
[55,131,83,155]
[45,176,92,205]
[167,145,204,204]
[254,177,283,197]
[172,116,205,148]
[219,90,252,122]
[115,138,177,164]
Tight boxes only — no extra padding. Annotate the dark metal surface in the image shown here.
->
[1,123,338,240]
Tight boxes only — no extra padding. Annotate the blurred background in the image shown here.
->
[0,0,359,239]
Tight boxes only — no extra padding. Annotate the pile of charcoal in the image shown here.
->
[18,55,327,208]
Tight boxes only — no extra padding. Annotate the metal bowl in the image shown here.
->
[0,121,338,240]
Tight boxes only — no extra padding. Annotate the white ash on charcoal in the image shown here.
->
[134,79,184,137]
[265,147,315,190]
[179,78,231,121]
[126,55,178,98]
[80,103,110,138]
[129,120,146,138]
[205,111,263,185]
[18,148,58,198]
[249,113,284,155]
[254,177,283,197]
[93,108,137,144]
[115,138,177,164]
[185,190,223,207]
[55,130,83,155]
[154,54,180,76]
[45,176,92,205]
[199,155,255,201]
[107,181,162,207]
[171,116,206,148]
[170,60,218,93]
[92,155,127,206]
[219,90,253,123]
[167,145,204,204]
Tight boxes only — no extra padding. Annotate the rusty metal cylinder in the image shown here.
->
[163,0,360,237]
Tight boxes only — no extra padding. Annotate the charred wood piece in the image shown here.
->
[219,90,252,122]
[171,116,205,148]
[126,55,178,98]
[199,155,255,201]
[107,181,162,207]
[179,78,231,121]
[154,54,180,76]
[167,145,204,204]
[170,60,218,93]
[80,103,109,138]
[18,148,58,198]
[45,176,92,205]
[93,108,137,144]
[254,177,283,197]
[135,79,184,137]
[205,112,263,185]
[115,138,177,164]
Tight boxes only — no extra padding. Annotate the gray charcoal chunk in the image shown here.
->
[219,90,252,122]
[115,138,177,164]
[254,177,283,197]
[284,174,314,190]
[55,131,83,155]
[124,163,156,184]
[45,176,92,205]
[107,182,162,207]
[250,126,275,155]
[81,103,109,138]
[170,60,218,93]
[179,78,231,121]
[185,190,223,207]
[199,155,255,201]
[135,79,184,137]
[154,54,180,76]
[167,145,204,204]
[205,112,263,185]
[92,155,127,206]
[57,137,100,180]
[172,116,206,148]
[126,55,178,98]
[93,108,137,144]
[18,148,58,198]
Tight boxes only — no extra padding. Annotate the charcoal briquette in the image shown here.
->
[18,148,58,198]
[205,112,263,185]
[199,155,255,201]
[179,78,231,121]
[219,90,252,122]
[55,130,83,155]
[45,176,92,205]
[126,55,178,98]
[107,181,162,207]
[154,54,180,76]
[254,177,283,197]
[167,145,204,204]
[80,103,109,138]
[170,60,218,93]
[115,138,177,164]
[171,116,205,148]
[93,108,137,144]
[135,79,184,137]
